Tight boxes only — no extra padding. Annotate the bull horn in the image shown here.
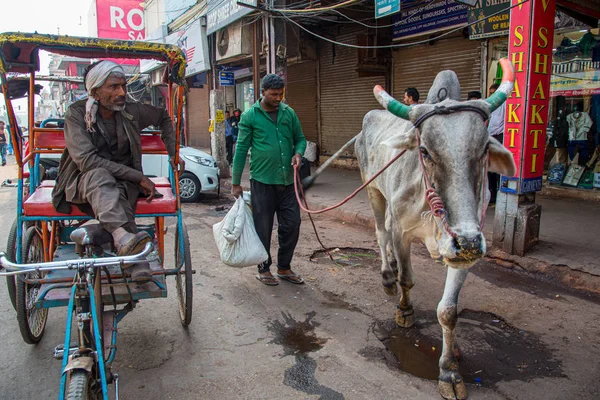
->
[373,85,411,120]
[484,58,515,112]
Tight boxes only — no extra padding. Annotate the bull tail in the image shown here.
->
[302,134,359,190]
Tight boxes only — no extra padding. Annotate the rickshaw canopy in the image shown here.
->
[0,32,187,85]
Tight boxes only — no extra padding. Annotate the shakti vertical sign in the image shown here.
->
[503,0,555,194]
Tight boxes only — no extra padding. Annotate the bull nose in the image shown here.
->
[453,233,484,259]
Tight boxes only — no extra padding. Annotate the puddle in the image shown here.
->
[368,309,563,386]
[268,313,343,399]
[311,247,379,269]
[267,311,327,356]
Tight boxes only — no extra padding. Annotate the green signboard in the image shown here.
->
[468,0,510,40]
[375,0,400,19]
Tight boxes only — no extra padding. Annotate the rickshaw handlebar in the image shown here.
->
[0,242,156,276]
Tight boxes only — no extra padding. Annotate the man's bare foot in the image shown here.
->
[256,271,279,286]
[276,269,304,284]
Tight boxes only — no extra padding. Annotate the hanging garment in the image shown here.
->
[566,111,592,141]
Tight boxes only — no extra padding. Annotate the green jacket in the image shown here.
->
[232,99,306,186]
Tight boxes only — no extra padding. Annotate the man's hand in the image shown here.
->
[139,176,156,203]
[291,153,302,168]
[170,156,185,173]
[232,184,243,198]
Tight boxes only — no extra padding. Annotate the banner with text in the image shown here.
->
[468,0,510,39]
[392,0,468,40]
[503,0,556,194]
[206,0,257,35]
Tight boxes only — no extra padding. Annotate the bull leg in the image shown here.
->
[365,186,397,296]
[437,267,469,400]
[391,231,415,328]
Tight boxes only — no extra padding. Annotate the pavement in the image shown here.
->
[223,163,600,295]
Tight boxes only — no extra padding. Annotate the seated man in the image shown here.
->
[52,60,183,281]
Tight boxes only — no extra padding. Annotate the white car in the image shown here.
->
[142,146,220,202]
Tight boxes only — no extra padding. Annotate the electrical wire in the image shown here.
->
[277,0,530,49]
[276,0,362,13]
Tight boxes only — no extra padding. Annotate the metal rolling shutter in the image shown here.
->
[319,31,386,156]
[286,61,318,143]
[393,37,482,102]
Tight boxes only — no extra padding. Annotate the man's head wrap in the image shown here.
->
[84,61,125,131]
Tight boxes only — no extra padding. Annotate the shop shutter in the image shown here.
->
[286,61,318,143]
[319,31,386,156]
[187,86,210,149]
[393,36,482,102]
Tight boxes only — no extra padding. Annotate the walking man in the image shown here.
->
[487,83,505,204]
[52,60,183,281]
[0,121,8,166]
[231,74,307,286]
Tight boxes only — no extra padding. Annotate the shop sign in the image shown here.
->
[392,0,468,41]
[166,19,211,76]
[206,0,257,35]
[96,0,145,41]
[502,0,556,195]
[550,60,600,97]
[375,0,400,19]
[219,71,235,86]
[468,0,510,40]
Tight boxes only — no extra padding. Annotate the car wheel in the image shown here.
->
[179,172,201,203]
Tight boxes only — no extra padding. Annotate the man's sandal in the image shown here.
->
[275,272,305,284]
[256,274,279,286]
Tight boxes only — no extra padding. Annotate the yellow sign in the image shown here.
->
[215,110,225,123]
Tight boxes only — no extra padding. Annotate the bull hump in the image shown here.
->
[426,70,461,104]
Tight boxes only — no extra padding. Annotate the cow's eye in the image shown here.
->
[420,146,432,161]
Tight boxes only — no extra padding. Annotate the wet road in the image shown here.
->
[0,187,599,399]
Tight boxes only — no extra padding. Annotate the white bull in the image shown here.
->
[354,60,516,399]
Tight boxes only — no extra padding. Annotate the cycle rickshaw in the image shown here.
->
[0,32,193,399]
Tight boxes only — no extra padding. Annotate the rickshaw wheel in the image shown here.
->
[175,222,193,326]
[5,218,18,311]
[16,226,48,344]
[65,370,100,400]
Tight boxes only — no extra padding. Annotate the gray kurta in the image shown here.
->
[52,100,177,231]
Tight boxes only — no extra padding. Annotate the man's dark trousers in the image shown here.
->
[226,136,234,165]
[250,180,301,273]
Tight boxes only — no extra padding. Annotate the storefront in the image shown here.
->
[393,0,483,102]
[546,27,600,191]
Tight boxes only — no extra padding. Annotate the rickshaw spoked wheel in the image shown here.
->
[5,217,18,311]
[16,226,48,344]
[175,222,193,326]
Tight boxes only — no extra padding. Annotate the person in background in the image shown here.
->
[231,74,307,286]
[404,87,420,105]
[467,91,482,101]
[0,121,8,166]
[487,83,505,205]
[225,111,234,165]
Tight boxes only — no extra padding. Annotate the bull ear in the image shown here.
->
[381,127,418,149]
[488,136,516,176]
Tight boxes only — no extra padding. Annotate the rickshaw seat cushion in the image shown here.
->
[70,224,113,247]
[23,186,177,217]
[39,177,171,188]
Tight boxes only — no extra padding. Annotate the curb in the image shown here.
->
[218,179,599,296]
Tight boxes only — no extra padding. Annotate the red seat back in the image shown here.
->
[30,129,167,155]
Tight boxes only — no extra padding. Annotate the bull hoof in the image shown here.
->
[395,307,415,328]
[383,283,398,296]
[438,374,467,400]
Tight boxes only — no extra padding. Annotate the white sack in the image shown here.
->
[213,197,268,267]
[304,141,318,162]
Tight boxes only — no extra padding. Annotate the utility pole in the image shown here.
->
[493,0,556,255]
[210,89,230,178]
[253,20,261,102]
